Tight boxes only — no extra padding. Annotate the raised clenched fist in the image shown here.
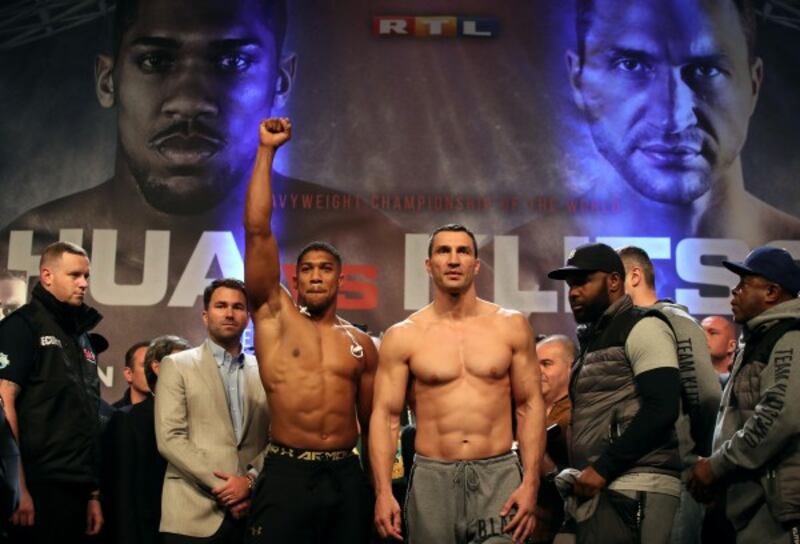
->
[259,117,292,149]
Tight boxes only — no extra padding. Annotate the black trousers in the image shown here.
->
[245,454,373,544]
[6,481,92,543]
[161,515,245,544]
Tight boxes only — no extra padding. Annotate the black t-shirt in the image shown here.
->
[0,313,37,386]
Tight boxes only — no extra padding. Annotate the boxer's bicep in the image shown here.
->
[374,326,411,418]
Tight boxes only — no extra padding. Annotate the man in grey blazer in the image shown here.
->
[155,278,270,543]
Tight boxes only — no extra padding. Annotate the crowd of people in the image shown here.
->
[0,118,797,544]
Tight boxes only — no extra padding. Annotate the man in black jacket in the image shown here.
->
[548,243,682,543]
[106,334,190,544]
[0,241,103,542]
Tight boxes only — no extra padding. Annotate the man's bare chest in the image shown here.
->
[262,328,363,385]
[408,327,512,385]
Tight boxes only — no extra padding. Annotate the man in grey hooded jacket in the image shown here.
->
[688,246,800,544]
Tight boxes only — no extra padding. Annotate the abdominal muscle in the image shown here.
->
[262,362,360,451]
[412,377,514,461]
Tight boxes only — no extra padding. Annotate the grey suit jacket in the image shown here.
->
[155,340,269,537]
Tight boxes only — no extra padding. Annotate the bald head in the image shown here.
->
[701,315,737,373]
[536,335,576,406]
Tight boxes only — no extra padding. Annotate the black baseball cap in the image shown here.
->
[548,243,625,280]
[723,246,800,295]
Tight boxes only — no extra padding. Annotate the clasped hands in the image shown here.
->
[212,471,254,519]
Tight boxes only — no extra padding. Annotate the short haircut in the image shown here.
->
[617,246,656,289]
[111,0,288,60]
[124,340,151,369]
[536,334,578,363]
[427,224,479,258]
[705,315,738,339]
[575,0,757,66]
[144,335,191,391]
[296,242,342,270]
[39,241,88,270]
[203,278,248,310]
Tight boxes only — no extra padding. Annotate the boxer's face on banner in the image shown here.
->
[102,0,289,214]
[568,0,762,205]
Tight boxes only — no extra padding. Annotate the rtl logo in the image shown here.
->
[372,16,498,38]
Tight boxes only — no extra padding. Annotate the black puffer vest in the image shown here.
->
[13,283,102,485]
[569,296,681,476]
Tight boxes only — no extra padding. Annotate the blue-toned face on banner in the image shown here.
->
[568,0,761,205]
[105,0,288,214]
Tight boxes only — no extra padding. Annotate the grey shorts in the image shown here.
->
[405,451,523,544]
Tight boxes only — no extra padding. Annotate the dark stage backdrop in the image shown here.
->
[1,0,798,399]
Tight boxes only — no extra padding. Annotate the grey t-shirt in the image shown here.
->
[611,317,682,496]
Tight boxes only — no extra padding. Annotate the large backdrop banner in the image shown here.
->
[1,0,799,399]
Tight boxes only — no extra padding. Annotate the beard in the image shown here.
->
[571,286,611,324]
[124,147,246,215]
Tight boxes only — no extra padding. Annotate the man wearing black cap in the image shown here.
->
[548,243,682,543]
[688,246,800,543]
